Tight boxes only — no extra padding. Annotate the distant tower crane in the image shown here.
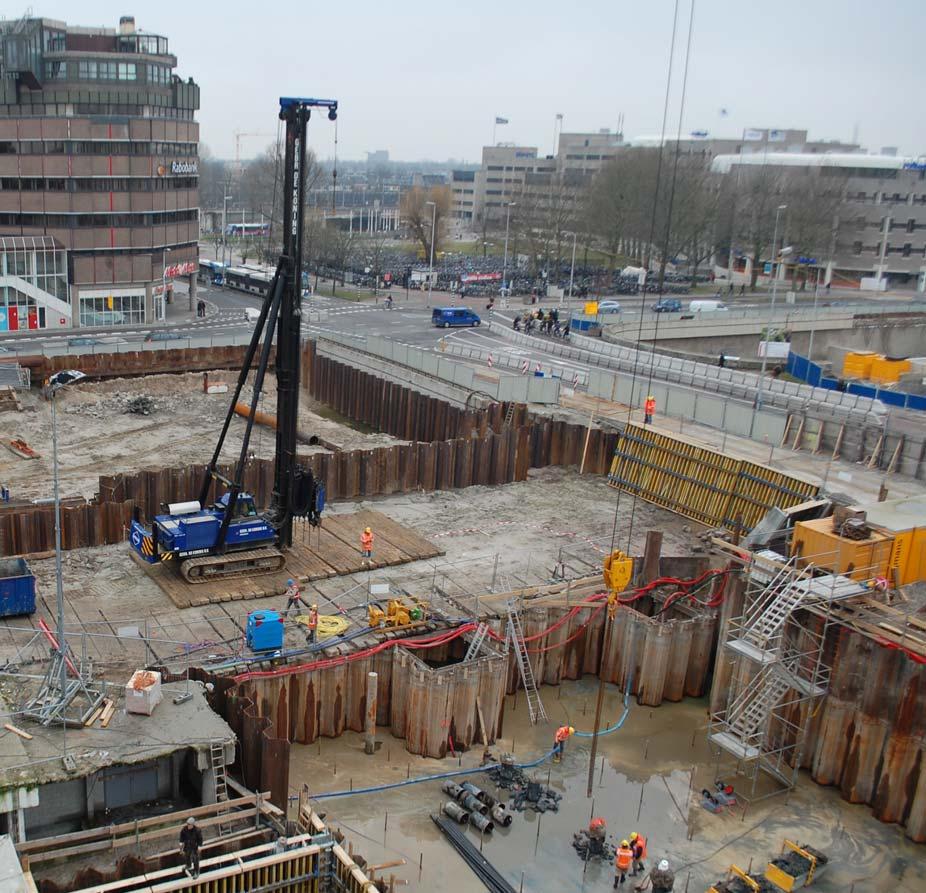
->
[235,130,273,177]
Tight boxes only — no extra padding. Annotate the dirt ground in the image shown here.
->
[1,373,402,501]
[0,467,696,674]
[294,677,926,893]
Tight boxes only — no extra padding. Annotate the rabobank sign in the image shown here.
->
[170,160,198,175]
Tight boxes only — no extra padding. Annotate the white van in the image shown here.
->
[688,300,728,313]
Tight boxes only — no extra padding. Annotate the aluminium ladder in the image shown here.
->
[210,741,232,835]
[506,600,547,724]
[464,623,490,661]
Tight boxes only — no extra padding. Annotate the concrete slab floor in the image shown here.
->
[0,468,694,673]
[293,678,925,893]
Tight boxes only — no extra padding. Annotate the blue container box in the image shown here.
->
[0,557,37,618]
[246,610,284,652]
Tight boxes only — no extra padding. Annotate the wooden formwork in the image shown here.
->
[608,423,819,531]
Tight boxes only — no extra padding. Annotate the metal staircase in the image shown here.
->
[506,600,547,724]
[464,623,489,661]
[709,550,854,800]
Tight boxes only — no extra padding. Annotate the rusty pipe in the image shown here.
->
[233,401,321,447]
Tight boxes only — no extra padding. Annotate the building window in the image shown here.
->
[79,292,145,328]
[852,241,863,255]
[117,63,137,81]
[908,218,916,233]
[487,165,503,171]
[44,61,66,80]
[78,60,97,79]
[903,243,912,257]
[147,64,170,85]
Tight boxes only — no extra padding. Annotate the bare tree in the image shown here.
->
[729,165,784,288]
[401,185,451,259]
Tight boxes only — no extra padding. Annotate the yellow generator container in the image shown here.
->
[791,517,894,581]
[842,351,876,379]
[864,495,926,585]
[869,356,911,384]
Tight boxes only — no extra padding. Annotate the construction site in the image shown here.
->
[1,97,925,893]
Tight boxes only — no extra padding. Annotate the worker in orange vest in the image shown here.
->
[553,724,575,762]
[360,526,374,560]
[629,831,648,875]
[615,840,634,887]
[305,604,319,646]
[643,395,656,425]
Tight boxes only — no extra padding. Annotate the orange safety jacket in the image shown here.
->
[308,609,318,629]
[616,847,634,871]
[644,397,656,415]
[360,531,374,550]
[554,725,572,744]
[633,835,648,859]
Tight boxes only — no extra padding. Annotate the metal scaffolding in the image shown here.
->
[709,548,866,801]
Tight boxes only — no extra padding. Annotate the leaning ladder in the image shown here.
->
[504,402,515,426]
[464,623,490,661]
[210,741,232,835]
[506,600,547,724]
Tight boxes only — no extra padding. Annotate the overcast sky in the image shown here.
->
[30,0,926,162]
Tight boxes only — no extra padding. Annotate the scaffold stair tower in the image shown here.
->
[709,550,858,799]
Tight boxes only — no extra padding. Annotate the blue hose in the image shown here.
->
[573,673,634,738]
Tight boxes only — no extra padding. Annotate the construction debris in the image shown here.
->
[124,395,157,415]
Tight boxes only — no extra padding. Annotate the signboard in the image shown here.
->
[768,129,786,142]
[157,161,199,176]
[584,301,599,316]
[763,262,773,275]
[743,128,764,141]
[758,341,790,359]
[165,261,197,277]
[460,272,502,283]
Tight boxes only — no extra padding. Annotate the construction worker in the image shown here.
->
[643,395,656,425]
[360,526,374,560]
[553,724,575,761]
[305,604,319,645]
[615,839,634,887]
[179,816,203,878]
[283,579,308,618]
[629,831,647,875]
[635,859,674,893]
[587,817,608,857]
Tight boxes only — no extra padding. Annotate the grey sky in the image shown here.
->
[29,0,926,161]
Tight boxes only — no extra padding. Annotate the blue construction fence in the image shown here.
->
[786,353,926,412]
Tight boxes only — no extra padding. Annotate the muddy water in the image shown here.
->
[290,678,926,892]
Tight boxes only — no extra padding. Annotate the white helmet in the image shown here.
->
[658,860,669,872]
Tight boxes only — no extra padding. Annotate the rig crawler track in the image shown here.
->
[180,547,285,583]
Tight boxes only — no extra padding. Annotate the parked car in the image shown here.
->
[431,307,481,328]
[596,300,622,313]
[651,299,682,313]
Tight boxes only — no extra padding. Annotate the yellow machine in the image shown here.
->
[764,841,828,891]
[603,549,634,617]
[708,865,763,893]
[367,598,428,630]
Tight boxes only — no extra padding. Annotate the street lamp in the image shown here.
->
[48,369,85,726]
[425,200,436,308]
[567,231,577,303]
[502,202,516,299]
[161,247,171,322]
[221,191,233,266]
[756,204,790,412]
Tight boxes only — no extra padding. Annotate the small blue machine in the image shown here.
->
[246,609,284,652]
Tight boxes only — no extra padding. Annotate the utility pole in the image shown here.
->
[502,202,515,297]
[426,200,436,308]
[568,231,577,303]
[756,204,787,413]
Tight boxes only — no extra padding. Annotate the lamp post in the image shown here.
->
[502,202,515,299]
[567,231,577,303]
[426,200,436,308]
[756,205,789,411]
[221,191,233,266]
[161,247,171,322]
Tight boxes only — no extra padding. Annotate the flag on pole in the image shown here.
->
[495,116,509,125]
[572,372,580,387]
[487,354,494,368]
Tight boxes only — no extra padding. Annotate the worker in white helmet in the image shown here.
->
[179,816,203,878]
[635,859,674,893]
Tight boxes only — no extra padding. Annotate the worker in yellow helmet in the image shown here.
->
[615,839,634,887]
[305,604,319,646]
[553,724,575,762]
[360,526,374,561]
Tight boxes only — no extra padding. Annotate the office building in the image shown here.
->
[0,15,199,332]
